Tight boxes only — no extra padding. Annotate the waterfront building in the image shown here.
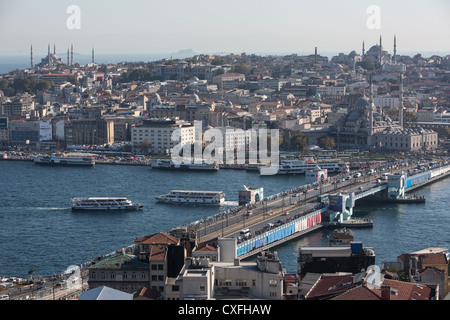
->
[298,242,376,279]
[86,253,150,294]
[373,127,438,152]
[0,117,9,145]
[174,250,285,300]
[8,120,40,146]
[131,119,195,155]
[68,118,114,146]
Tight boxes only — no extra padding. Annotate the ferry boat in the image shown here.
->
[151,159,219,171]
[260,159,349,175]
[71,197,144,211]
[155,190,225,205]
[33,153,95,167]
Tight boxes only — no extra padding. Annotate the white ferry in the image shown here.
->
[33,153,95,167]
[151,159,219,171]
[71,197,144,211]
[260,159,349,175]
[155,190,225,205]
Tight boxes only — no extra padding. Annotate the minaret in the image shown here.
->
[67,48,70,66]
[314,47,317,64]
[30,45,33,68]
[362,41,365,56]
[379,35,382,66]
[53,44,56,55]
[368,75,375,142]
[393,35,397,63]
[399,73,404,129]
[92,47,95,64]
[48,44,50,56]
[71,44,74,66]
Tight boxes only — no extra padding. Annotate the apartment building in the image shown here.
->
[171,238,285,300]
[131,119,195,155]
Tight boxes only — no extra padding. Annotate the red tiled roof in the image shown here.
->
[419,253,447,265]
[331,285,381,300]
[195,244,217,252]
[370,279,433,300]
[135,232,179,245]
[306,274,355,300]
[150,245,166,261]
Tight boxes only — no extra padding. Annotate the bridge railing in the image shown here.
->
[354,184,387,200]
[236,207,327,257]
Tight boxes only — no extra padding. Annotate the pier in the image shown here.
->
[179,160,450,260]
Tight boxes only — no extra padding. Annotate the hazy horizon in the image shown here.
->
[1,0,449,58]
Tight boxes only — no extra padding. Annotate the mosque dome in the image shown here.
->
[353,96,370,110]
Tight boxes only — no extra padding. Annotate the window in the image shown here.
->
[218,279,232,286]
[236,280,247,286]
[269,280,277,287]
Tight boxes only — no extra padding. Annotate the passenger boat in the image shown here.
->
[151,159,219,171]
[71,197,144,211]
[33,153,95,166]
[155,190,225,205]
[260,158,349,175]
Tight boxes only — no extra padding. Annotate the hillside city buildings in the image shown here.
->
[1,37,450,300]
[1,37,448,155]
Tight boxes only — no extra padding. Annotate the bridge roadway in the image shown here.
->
[190,159,450,259]
[193,161,411,244]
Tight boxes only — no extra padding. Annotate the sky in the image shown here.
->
[0,0,449,59]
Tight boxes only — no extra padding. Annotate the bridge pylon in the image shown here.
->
[387,172,407,199]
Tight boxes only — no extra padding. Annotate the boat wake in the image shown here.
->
[2,206,71,210]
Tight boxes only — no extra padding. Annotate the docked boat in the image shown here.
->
[260,158,349,175]
[151,159,219,171]
[33,153,95,166]
[155,190,225,205]
[328,228,354,246]
[71,197,144,211]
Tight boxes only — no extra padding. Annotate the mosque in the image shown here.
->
[31,44,76,68]
[333,75,438,152]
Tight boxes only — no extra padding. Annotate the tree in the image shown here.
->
[231,63,251,77]
[403,110,418,127]
[356,59,377,71]
[211,57,227,66]
[291,132,307,151]
[67,75,80,86]
[317,135,336,150]
[119,68,152,83]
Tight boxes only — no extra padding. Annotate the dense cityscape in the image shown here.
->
[1,0,450,307]
[0,34,449,303]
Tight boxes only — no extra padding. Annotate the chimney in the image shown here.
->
[381,285,390,300]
